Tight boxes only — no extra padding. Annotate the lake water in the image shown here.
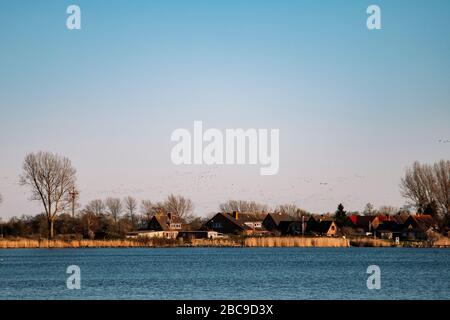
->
[0,248,449,300]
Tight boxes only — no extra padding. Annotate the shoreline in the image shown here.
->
[1,237,449,249]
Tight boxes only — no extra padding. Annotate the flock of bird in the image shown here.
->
[0,167,368,214]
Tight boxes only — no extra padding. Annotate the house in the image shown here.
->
[203,211,267,235]
[403,214,438,240]
[404,214,438,230]
[177,230,225,240]
[126,213,183,239]
[126,230,178,239]
[147,213,183,231]
[391,214,409,225]
[348,215,389,234]
[277,220,304,235]
[262,212,296,232]
[374,220,404,240]
[276,217,336,236]
[306,218,338,236]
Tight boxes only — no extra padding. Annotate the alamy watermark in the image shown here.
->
[171,121,279,175]
[66,265,81,289]
[66,5,81,30]
[65,5,380,31]
[366,265,381,290]
[367,5,381,30]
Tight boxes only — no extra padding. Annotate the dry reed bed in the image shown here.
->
[0,237,349,248]
[0,239,153,249]
[190,239,241,247]
[432,237,450,247]
[0,238,241,248]
[350,238,393,247]
[244,237,350,247]
[2,237,449,249]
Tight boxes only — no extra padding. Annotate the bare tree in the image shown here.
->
[377,205,398,216]
[85,199,105,216]
[105,197,122,223]
[401,161,435,214]
[141,200,160,221]
[274,203,308,219]
[0,193,2,238]
[219,200,269,215]
[363,203,375,215]
[124,196,138,227]
[433,160,450,217]
[20,151,77,239]
[82,199,105,239]
[162,194,193,220]
[401,160,450,219]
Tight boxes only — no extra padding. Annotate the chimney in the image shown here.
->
[168,212,172,223]
[232,211,239,220]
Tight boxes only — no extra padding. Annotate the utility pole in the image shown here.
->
[302,215,305,236]
[69,187,79,218]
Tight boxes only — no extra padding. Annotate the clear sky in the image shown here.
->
[1,0,449,218]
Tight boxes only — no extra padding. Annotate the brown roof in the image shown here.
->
[391,215,408,224]
[406,215,437,231]
[152,214,183,231]
[216,212,264,231]
[355,215,378,227]
[375,221,403,232]
[266,212,296,225]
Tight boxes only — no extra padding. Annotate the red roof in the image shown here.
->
[349,215,358,225]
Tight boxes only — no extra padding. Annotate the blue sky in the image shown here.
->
[1,0,449,218]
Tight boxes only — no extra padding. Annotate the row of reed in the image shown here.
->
[0,239,153,249]
[2,236,449,249]
[244,236,350,247]
[349,238,394,247]
[0,237,350,248]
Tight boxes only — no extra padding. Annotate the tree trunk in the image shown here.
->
[48,219,54,239]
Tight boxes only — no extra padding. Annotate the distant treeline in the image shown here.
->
[0,195,206,240]
[0,152,448,239]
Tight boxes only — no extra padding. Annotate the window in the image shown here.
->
[245,222,261,229]
[212,222,222,229]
